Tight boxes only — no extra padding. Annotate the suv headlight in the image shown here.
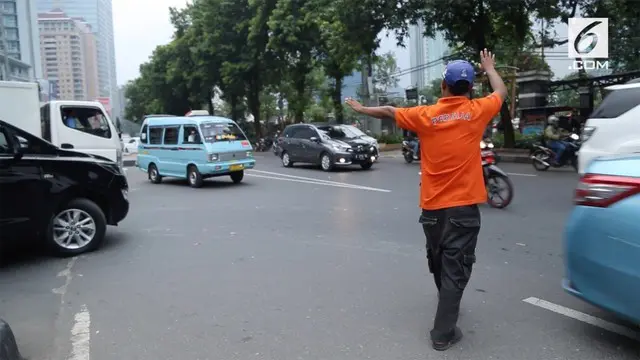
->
[209,153,219,162]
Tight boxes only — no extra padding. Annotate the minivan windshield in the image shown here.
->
[317,124,365,139]
[199,122,247,142]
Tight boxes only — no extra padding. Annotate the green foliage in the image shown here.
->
[373,51,400,93]
[374,133,403,144]
[492,133,539,149]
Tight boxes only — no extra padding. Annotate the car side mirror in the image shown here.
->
[309,137,319,142]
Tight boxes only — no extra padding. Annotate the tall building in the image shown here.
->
[0,0,41,81]
[36,0,116,102]
[408,20,451,89]
[38,9,98,100]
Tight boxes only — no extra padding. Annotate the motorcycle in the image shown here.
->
[482,149,514,209]
[480,138,500,164]
[402,140,419,163]
[530,133,580,171]
[418,145,514,209]
[254,137,274,152]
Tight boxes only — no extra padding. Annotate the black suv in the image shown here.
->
[274,123,378,171]
[0,120,129,256]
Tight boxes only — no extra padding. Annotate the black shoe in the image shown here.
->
[432,327,463,351]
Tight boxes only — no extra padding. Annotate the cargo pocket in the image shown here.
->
[448,216,480,289]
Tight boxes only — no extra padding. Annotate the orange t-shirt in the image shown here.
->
[395,93,503,210]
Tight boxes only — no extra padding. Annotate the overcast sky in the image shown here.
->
[112,1,569,87]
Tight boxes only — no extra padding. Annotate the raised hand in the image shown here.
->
[479,48,496,72]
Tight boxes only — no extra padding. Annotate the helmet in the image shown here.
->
[547,115,559,124]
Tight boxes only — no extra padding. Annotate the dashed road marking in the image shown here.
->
[506,172,537,177]
[69,305,91,360]
[523,297,640,341]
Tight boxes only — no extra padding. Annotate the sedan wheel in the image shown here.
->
[48,198,107,256]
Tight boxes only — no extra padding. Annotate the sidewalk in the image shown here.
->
[379,148,531,164]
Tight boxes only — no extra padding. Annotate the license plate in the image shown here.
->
[356,154,366,160]
[230,164,244,171]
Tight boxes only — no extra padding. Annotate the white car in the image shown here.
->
[578,80,640,174]
[123,137,140,153]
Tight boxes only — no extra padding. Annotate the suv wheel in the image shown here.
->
[47,198,107,256]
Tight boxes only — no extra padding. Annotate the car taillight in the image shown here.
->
[581,126,596,142]
[575,174,640,207]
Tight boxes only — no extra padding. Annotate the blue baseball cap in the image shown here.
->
[442,60,475,87]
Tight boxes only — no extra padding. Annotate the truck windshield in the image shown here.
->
[199,122,247,142]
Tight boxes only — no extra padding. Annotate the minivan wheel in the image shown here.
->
[230,170,244,184]
[47,198,106,256]
[148,164,162,183]
[282,151,293,167]
[187,165,204,188]
[320,152,333,171]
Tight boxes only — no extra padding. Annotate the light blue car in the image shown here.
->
[136,115,255,187]
[563,154,640,324]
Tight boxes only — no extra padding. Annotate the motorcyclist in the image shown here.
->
[403,128,420,159]
[544,115,569,165]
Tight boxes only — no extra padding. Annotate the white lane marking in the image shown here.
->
[245,173,391,192]
[506,172,537,177]
[248,169,391,192]
[523,297,640,341]
[68,304,91,360]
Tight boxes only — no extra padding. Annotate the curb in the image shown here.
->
[0,319,22,360]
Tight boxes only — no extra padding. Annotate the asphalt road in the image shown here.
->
[1,153,639,360]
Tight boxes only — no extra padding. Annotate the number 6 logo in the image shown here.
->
[574,21,602,55]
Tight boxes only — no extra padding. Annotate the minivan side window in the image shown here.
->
[282,126,296,138]
[163,127,179,145]
[149,126,163,144]
[590,87,640,119]
[60,106,112,139]
[183,125,201,144]
[140,125,148,143]
[295,127,316,139]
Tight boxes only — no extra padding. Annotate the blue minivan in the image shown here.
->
[136,115,255,187]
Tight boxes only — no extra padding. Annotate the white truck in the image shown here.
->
[0,81,122,165]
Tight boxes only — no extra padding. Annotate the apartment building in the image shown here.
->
[0,0,41,81]
[38,9,98,100]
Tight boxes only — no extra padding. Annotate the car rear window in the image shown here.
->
[590,87,640,119]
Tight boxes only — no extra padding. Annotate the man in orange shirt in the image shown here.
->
[346,49,507,351]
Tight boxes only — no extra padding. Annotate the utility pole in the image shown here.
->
[0,7,11,80]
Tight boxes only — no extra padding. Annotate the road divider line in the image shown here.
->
[69,304,91,360]
[506,172,537,177]
[523,297,640,341]
[245,173,391,192]
[248,169,390,191]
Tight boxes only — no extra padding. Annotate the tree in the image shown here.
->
[316,0,361,123]
[373,51,400,93]
[267,0,323,122]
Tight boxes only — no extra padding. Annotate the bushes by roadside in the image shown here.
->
[375,133,403,144]
[492,133,539,149]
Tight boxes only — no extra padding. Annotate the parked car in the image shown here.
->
[274,123,378,171]
[564,154,640,324]
[123,137,140,153]
[0,119,129,256]
[577,80,640,174]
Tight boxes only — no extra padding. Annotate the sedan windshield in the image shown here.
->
[199,122,247,143]
[317,125,364,139]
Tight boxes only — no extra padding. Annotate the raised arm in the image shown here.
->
[345,98,427,133]
[345,98,395,120]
